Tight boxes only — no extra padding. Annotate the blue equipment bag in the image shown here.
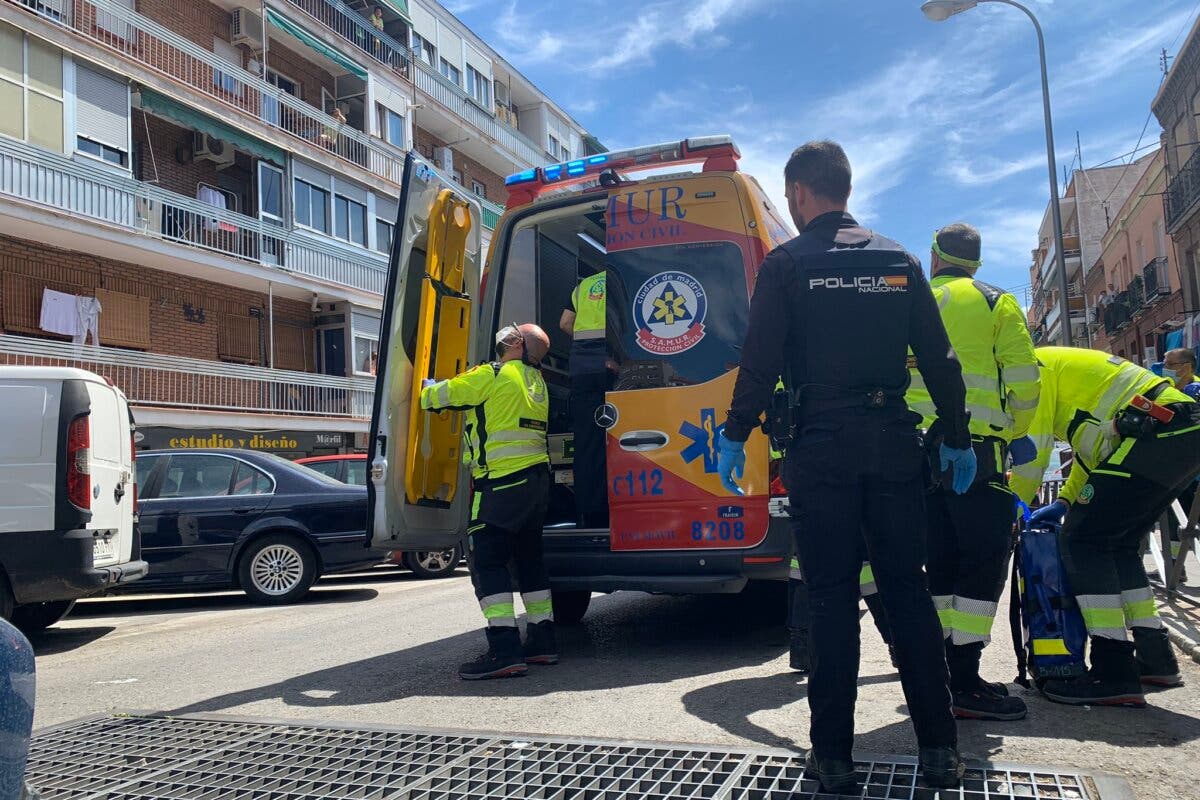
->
[1010,518,1088,689]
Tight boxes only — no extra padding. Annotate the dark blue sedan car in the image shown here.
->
[132,449,382,603]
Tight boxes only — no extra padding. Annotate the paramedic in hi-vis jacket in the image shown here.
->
[906,223,1040,722]
[1011,347,1200,706]
[420,323,556,681]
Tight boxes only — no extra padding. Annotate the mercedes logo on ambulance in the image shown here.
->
[594,403,618,429]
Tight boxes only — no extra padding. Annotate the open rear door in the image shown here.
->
[368,152,481,551]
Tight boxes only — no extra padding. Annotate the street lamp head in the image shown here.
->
[921,0,980,21]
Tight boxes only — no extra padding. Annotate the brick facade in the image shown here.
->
[0,234,313,366]
[413,126,505,204]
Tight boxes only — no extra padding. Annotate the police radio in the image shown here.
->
[761,385,795,451]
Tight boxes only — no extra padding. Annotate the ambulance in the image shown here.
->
[367,136,795,623]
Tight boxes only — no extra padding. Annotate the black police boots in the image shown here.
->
[523,621,559,665]
[1042,637,1146,707]
[804,751,857,794]
[919,746,965,789]
[789,628,810,674]
[459,627,527,680]
[947,642,1027,721]
[1133,626,1182,688]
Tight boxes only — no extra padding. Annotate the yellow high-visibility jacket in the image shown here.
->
[907,270,1040,441]
[1010,346,1192,505]
[421,359,549,480]
[571,272,606,341]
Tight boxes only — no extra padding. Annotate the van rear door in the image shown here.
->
[368,152,481,552]
[84,382,133,567]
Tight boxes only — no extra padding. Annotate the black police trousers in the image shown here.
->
[570,370,610,527]
[467,465,553,639]
[783,409,956,760]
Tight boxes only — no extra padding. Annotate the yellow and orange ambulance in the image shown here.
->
[368,137,796,622]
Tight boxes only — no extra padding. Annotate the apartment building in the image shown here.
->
[0,0,596,457]
[1090,149,1185,362]
[1026,158,1148,348]
[1155,13,1200,357]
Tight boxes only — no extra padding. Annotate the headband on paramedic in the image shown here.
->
[932,235,983,269]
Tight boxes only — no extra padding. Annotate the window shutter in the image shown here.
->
[273,322,311,372]
[95,288,150,349]
[218,313,261,364]
[75,64,129,150]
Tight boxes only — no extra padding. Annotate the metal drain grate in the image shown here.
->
[28,714,1131,800]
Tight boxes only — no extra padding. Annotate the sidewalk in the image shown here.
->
[1149,549,1200,664]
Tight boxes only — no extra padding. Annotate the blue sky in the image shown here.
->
[447,0,1198,297]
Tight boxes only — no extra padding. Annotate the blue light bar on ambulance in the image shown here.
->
[503,136,740,204]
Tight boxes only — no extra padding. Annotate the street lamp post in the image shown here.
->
[921,0,1072,346]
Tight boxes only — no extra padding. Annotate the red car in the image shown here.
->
[295,454,462,579]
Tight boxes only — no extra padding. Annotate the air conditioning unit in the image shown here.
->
[231,8,264,49]
[1144,347,1159,366]
[434,146,454,174]
[194,132,235,168]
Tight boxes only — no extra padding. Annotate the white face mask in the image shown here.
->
[1164,367,1179,383]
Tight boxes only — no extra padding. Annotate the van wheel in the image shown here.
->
[238,534,317,605]
[11,600,75,633]
[551,590,591,625]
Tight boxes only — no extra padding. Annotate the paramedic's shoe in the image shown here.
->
[459,628,527,680]
[1134,626,1182,688]
[523,621,559,665]
[789,630,810,674]
[918,747,964,789]
[980,679,1010,697]
[952,687,1027,721]
[1043,639,1145,707]
[804,752,857,794]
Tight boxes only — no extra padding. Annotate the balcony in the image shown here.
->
[281,0,410,81]
[0,334,373,419]
[1168,147,1200,230]
[0,136,388,295]
[1143,257,1173,302]
[5,0,405,184]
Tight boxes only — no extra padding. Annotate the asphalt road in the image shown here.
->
[29,566,1200,799]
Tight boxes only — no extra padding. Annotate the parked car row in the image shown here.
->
[0,367,463,634]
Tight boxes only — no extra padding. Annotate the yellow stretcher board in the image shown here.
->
[406,190,473,505]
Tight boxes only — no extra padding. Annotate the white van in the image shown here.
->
[0,367,147,631]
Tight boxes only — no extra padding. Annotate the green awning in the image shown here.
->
[137,89,286,165]
[380,0,411,23]
[265,8,369,80]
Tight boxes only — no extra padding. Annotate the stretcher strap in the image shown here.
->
[1009,543,1030,688]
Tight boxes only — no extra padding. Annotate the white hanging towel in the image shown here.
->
[40,288,82,337]
[198,185,226,233]
[74,295,102,345]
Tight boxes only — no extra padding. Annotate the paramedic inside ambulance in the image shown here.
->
[560,269,612,528]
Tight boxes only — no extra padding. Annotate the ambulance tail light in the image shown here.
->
[505,136,741,207]
[769,475,787,498]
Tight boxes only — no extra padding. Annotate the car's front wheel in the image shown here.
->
[404,546,461,579]
[238,534,317,604]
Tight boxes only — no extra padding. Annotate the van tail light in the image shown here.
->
[130,431,138,513]
[67,414,92,510]
[769,475,788,498]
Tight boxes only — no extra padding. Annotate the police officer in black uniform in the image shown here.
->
[717,141,976,793]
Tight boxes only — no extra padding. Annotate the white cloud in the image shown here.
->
[494,2,563,63]
[591,0,747,70]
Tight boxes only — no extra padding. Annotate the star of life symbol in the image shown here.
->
[633,271,707,355]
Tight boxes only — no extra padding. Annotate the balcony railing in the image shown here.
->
[1143,256,1172,302]
[0,335,374,419]
[7,0,404,184]
[1168,147,1200,229]
[283,0,410,80]
[0,136,388,294]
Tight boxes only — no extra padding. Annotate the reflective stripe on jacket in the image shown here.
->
[571,273,606,340]
[420,360,549,480]
[1009,346,1191,505]
[906,271,1040,440]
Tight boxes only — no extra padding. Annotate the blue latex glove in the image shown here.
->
[716,432,746,496]
[1009,435,1037,466]
[1015,498,1031,523]
[421,378,437,389]
[939,443,977,495]
[1030,498,1069,525]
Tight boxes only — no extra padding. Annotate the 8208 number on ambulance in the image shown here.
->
[367,137,795,623]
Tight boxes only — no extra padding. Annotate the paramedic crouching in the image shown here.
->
[420,323,557,680]
[717,140,975,794]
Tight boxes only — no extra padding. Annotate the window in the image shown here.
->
[0,22,64,153]
[258,162,284,223]
[74,64,128,166]
[76,137,125,165]
[375,218,394,253]
[471,180,486,199]
[411,32,435,66]
[294,179,330,233]
[547,134,561,160]
[354,335,378,375]
[466,65,490,107]
[439,58,461,86]
[560,147,570,162]
[262,69,299,126]
[304,460,342,480]
[231,463,273,496]
[377,104,404,148]
[334,194,367,246]
[345,460,367,486]
[160,455,238,498]
[135,454,161,493]
[451,167,463,186]
[212,38,240,94]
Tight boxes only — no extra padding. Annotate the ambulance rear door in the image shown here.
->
[368,152,482,552]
